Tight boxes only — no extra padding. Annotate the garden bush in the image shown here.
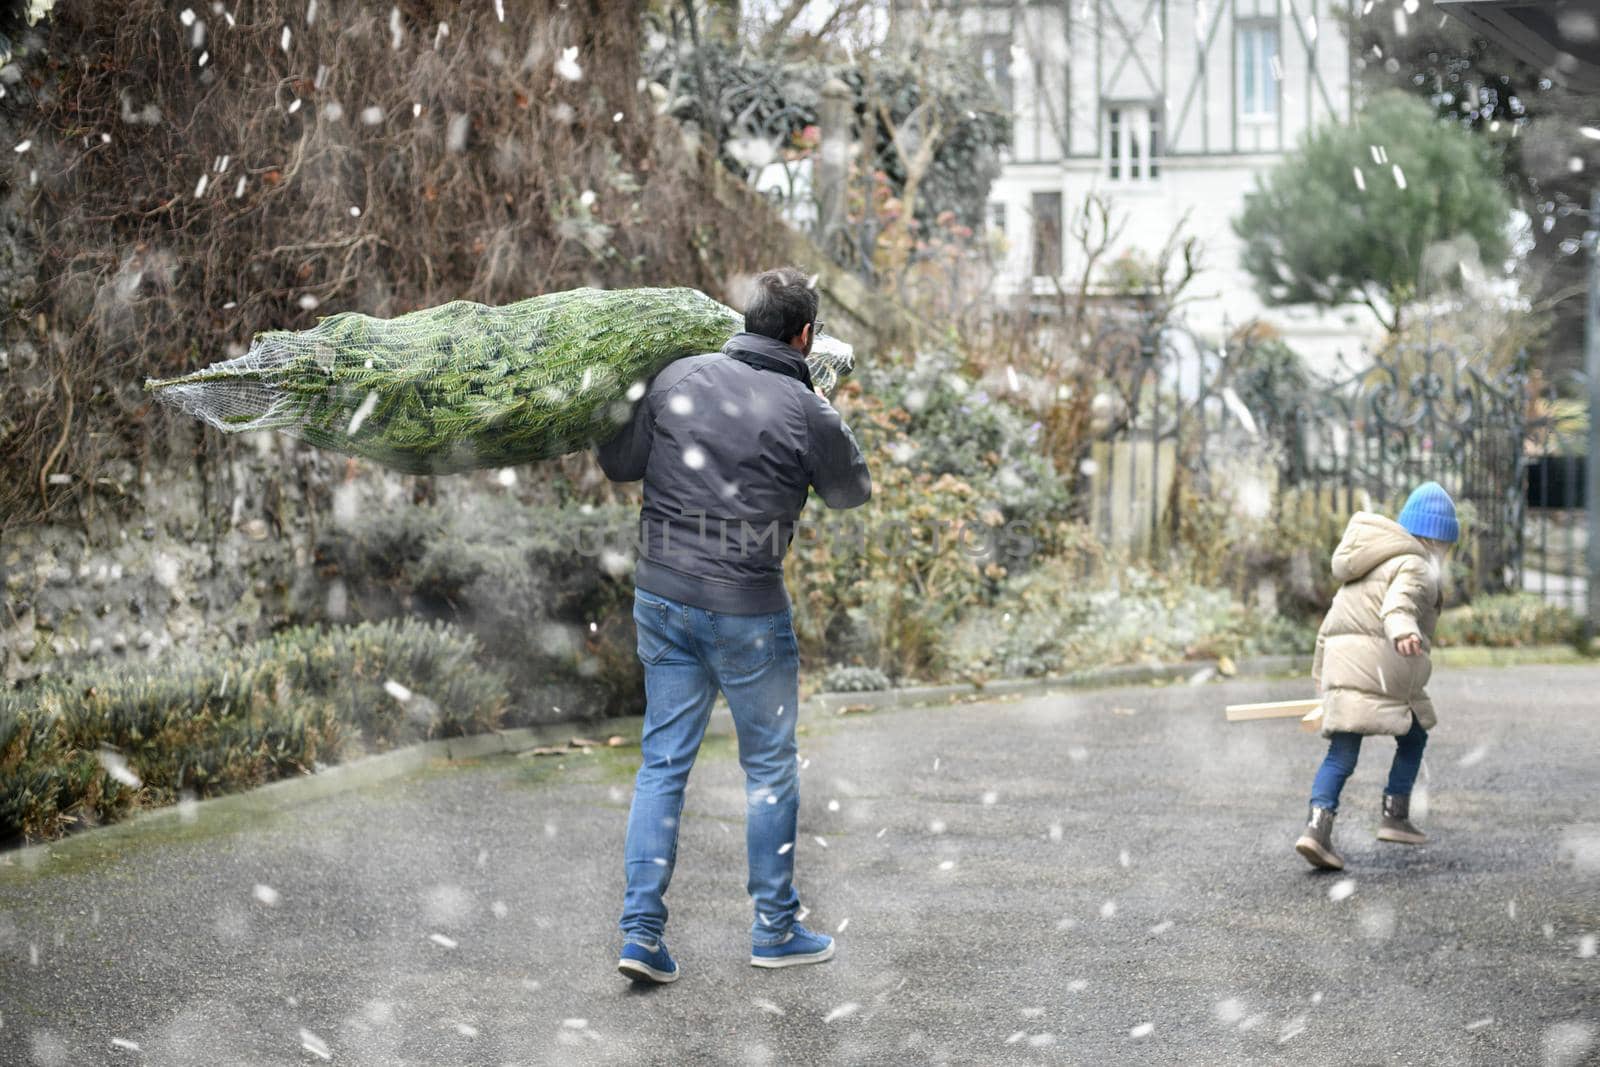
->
[312,494,643,722]
[1436,594,1583,648]
[947,562,1316,680]
[787,350,1082,679]
[0,618,507,846]
[820,665,893,693]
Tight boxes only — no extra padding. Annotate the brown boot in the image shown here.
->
[1295,807,1345,870]
[1376,793,1427,844]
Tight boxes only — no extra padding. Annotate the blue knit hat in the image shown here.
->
[1397,482,1459,543]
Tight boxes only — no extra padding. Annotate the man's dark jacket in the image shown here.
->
[596,331,872,614]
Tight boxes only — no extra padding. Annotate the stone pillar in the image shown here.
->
[816,77,853,247]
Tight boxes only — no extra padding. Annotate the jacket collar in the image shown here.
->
[722,332,814,391]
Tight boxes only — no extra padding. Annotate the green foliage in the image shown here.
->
[0,619,508,846]
[789,349,1077,679]
[1436,594,1583,648]
[147,289,850,475]
[856,349,1070,527]
[820,665,892,692]
[1234,92,1512,332]
[313,496,644,722]
[641,39,1011,229]
[947,563,1315,679]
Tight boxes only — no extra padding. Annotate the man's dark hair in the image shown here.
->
[743,267,819,343]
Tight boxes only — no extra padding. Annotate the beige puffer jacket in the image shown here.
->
[1311,512,1443,738]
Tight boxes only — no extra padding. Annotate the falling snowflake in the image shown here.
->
[1327,879,1356,902]
[280,25,292,51]
[299,1030,331,1060]
[1129,1022,1153,1039]
[95,750,142,788]
[429,933,459,948]
[446,113,470,153]
[555,46,583,82]
[348,391,380,435]
[1215,998,1245,1024]
[253,884,280,906]
[823,1003,860,1023]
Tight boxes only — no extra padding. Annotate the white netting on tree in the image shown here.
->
[145,287,854,475]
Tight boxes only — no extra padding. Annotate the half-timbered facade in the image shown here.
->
[947,1,1368,367]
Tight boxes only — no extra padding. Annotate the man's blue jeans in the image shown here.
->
[1310,714,1429,813]
[620,588,802,949]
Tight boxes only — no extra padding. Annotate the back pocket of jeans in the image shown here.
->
[713,612,775,679]
[633,597,673,665]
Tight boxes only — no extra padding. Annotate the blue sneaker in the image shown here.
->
[618,939,679,984]
[750,924,836,969]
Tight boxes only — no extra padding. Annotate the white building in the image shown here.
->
[950,1,1375,369]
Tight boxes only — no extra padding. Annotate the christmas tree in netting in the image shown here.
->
[146,287,854,475]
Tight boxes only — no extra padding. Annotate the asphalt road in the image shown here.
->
[2,665,1597,1066]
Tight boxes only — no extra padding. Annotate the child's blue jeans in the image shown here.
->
[1310,714,1428,813]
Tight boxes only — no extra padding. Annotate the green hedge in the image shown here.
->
[0,619,508,847]
[1435,594,1583,649]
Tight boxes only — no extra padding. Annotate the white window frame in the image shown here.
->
[1237,22,1280,123]
[1030,191,1062,279]
[1104,103,1162,183]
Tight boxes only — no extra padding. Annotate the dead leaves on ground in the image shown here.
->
[520,735,630,758]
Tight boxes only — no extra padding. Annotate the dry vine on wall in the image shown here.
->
[1,0,788,531]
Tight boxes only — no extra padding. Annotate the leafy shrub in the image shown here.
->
[786,350,1084,679]
[947,562,1315,680]
[820,665,893,693]
[1436,594,1583,648]
[0,618,507,846]
[312,495,642,723]
[852,348,1071,530]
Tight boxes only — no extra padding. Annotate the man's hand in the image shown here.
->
[1395,634,1423,657]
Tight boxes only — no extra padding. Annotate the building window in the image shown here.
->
[978,36,1013,112]
[1238,24,1279,120]
[1031,192,1062,277]
[1105,105,1161,181]
[989,201,1007,237]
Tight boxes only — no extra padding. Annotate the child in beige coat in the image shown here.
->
[1295,482,1458,870]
